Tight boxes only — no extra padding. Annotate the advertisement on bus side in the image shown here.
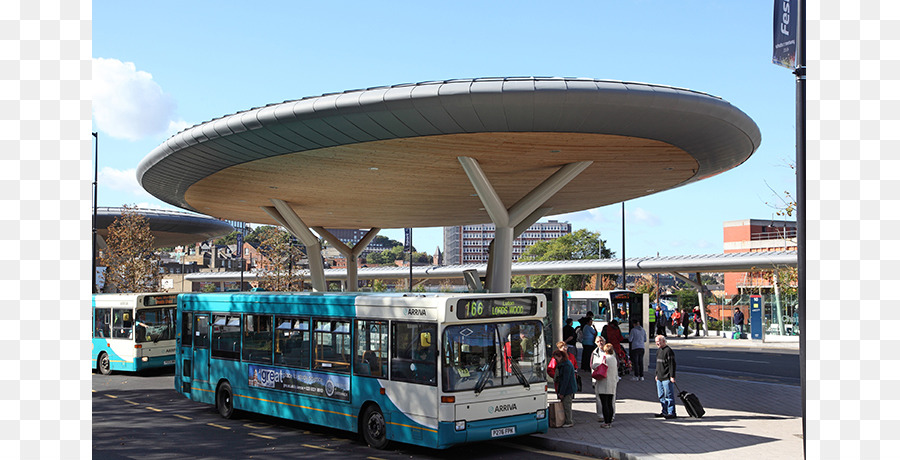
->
[248,365,350,401]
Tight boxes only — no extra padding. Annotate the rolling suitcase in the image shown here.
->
[675,384,705,418]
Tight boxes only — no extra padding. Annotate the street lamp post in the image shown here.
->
[92,132,98,293]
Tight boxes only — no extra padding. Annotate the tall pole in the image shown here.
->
[91,132,98,293]
[621,202,626,290]
[796,0,807,453]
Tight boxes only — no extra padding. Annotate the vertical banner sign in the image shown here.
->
[750,295,764,340]
[404,228,413,292]
[773,0,798,69]
[236,232,243,258]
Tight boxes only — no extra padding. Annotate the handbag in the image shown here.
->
[547,357,557,378]
[591,354,608,379]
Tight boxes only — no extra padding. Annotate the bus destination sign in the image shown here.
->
[144,294,178,306]
[456,297,537,320]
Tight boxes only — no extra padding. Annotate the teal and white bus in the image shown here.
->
[565,289,643,337]
[174,292,549,450]
[92,293,178,374]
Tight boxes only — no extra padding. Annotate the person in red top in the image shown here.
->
[548,341,579,395]
[603,320,626,358]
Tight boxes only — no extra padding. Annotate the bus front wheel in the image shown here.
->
[216,381,234,419]
[97,352,112,375]
[361,405,389,449]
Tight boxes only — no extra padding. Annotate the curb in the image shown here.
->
[521,434,660,460]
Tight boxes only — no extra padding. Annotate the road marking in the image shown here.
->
[174,414,192,421]
[123,400,140,405]
[146,407,163,412]
[696,356,768,364]
[249,432,276,440]
[207,423,231,430]
[367,457,389,460]
[244,423,273,429]
[302,444,333,451]
[497,441,596,460]
[104,394,118,399]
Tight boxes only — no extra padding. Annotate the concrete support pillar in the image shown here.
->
[670,271,710,337]
[314,226,380,292]
[263,200,327,292]
[458,156,591,293]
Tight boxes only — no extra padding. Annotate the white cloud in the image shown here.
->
[92,58,179,141]
[630,207,661,227]
[99,167,142,194]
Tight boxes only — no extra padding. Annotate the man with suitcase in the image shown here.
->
[654,335,677,419]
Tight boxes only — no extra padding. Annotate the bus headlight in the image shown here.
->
[141,357,149,362]
[536,409,546,420]
[455,420,466,431]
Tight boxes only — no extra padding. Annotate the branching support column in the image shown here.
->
[313,226,380,292]
[458,156,592,293]
[262,199,327,292]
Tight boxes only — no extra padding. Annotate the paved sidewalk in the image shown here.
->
[523,335,803,459]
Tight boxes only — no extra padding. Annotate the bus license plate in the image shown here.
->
[164,360,175,365]
[491,426,515,437]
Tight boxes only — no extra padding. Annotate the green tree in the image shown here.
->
[371,235,402,249]
[366,245,428,265]
[98,205,161,293]
[674,288,699,311]
[246,225,278,244]
[255,227,306,291]
[214,230,240,246]
[512,229,614,291]
[633,277,657,302]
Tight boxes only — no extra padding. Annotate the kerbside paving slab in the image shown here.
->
[523,335,802,459]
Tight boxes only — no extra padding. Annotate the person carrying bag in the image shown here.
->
[591,336,618,428]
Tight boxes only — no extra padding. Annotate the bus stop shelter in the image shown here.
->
[137,77,761,293]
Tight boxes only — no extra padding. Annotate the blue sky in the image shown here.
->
[92,1,797,258]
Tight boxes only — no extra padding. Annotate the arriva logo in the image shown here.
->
[488,404,517,414]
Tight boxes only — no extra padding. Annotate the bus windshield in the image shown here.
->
[135,307,176,343]
[442,320,545,393]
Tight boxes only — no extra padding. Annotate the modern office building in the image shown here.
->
[723,218,797,297]
[443,220,572,265]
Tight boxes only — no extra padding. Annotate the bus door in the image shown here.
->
[192,314,211,390]
[177,311,193,393]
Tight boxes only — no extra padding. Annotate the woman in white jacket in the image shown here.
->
[591,339,619,428]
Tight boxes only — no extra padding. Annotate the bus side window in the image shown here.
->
[391,322,437,386]
[313,320,350,373]
[112,308,132,339]
[212,315,241,360]
[194,315,209,349]
[275,317,310,369]
[95,308,111,338]
[181,312,192,347]
[354,320,388,378]
[242,314,273,364]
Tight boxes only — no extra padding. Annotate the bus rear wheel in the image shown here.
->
[216,381,234,419]
[97,352,112,375]
[361,405,389,449]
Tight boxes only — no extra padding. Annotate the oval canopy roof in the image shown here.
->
[138,77,761,229]
[96,207,234,248]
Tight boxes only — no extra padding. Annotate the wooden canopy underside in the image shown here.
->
[184,131,697,228]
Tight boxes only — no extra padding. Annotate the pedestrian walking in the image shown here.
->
[733,307,745,336]
[562,318,577,357]
[580,318,598,371]
[693,306,703,337]
[655,306,667,337]
[680,309,691,338]
[628,319,646,380]
[552,349,577,428]
[654,335,677,419]
[670,309,681,335]
[592,341,618,428]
